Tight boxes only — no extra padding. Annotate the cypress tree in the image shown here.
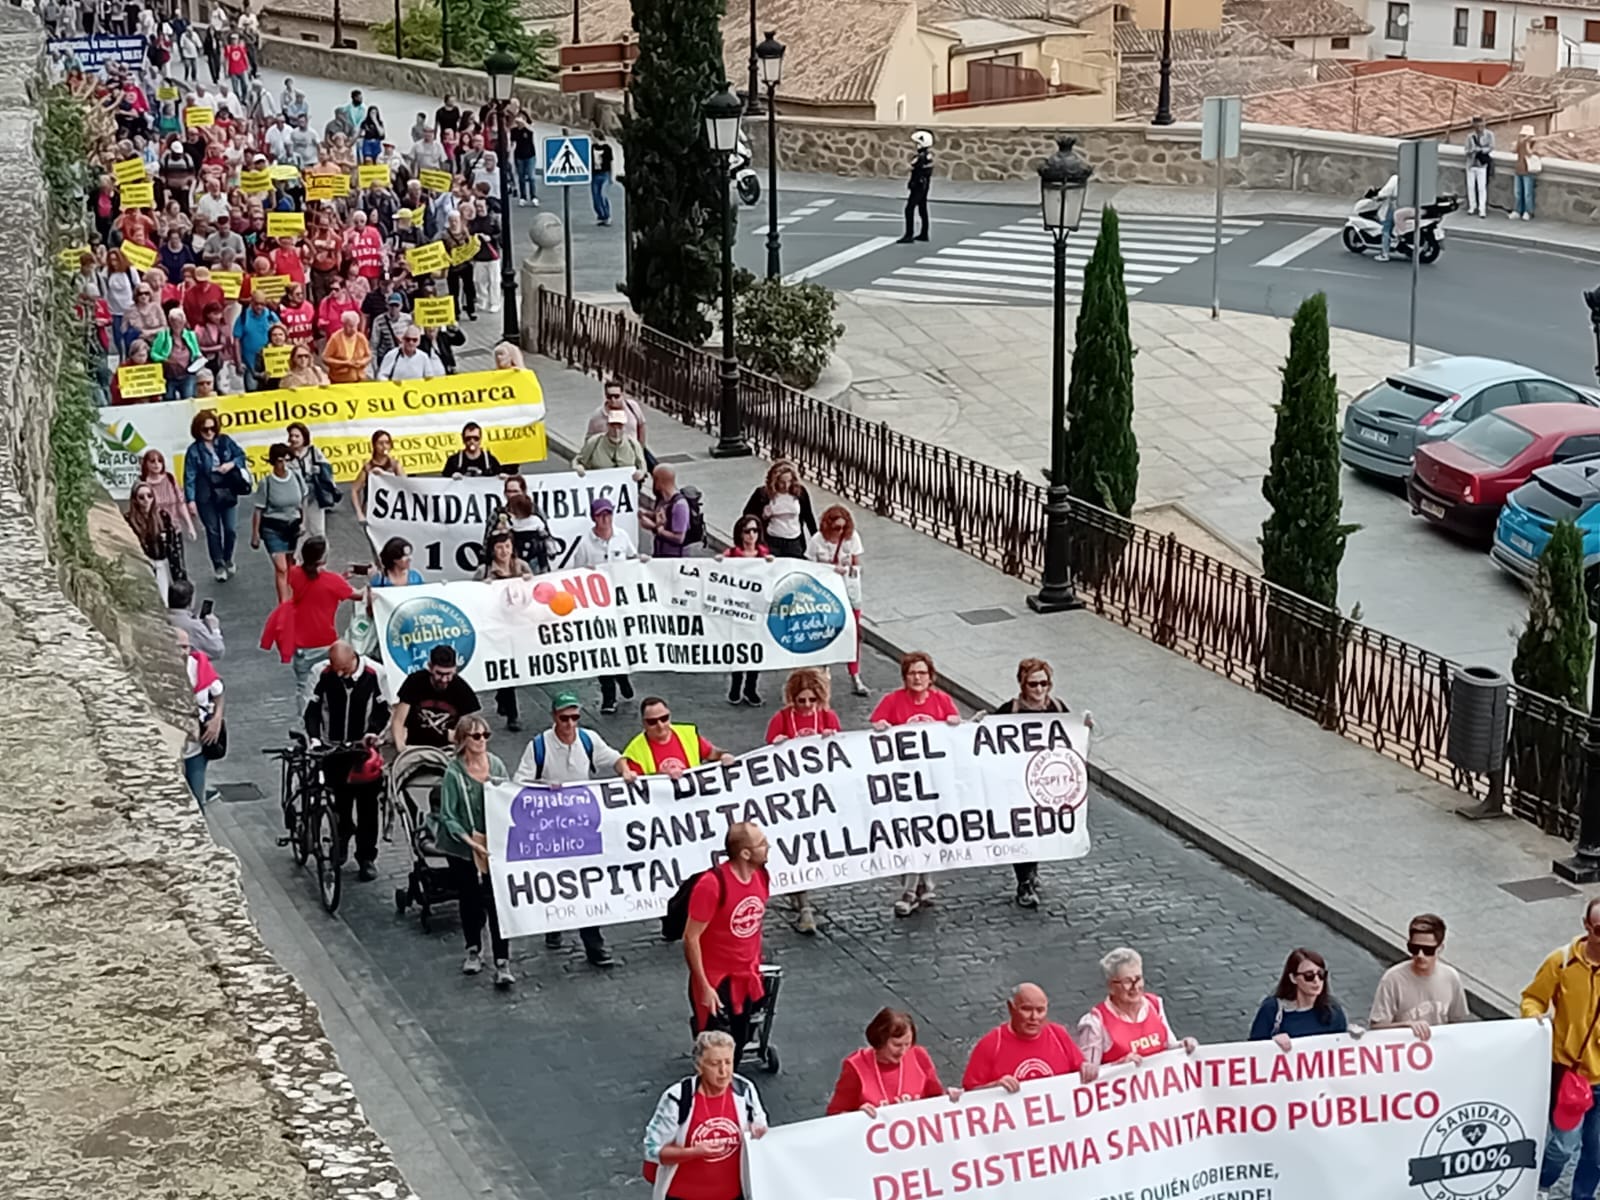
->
[1065,206,1138,516]
[1260,293,1355,608]
[622,0,726,343]
[1512,519,1592,707]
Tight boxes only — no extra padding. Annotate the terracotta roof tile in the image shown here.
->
[1223,69,1557,135]
[1532,125,1600,165]
[1226,0,1370,39]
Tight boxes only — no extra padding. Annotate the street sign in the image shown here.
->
[1397,138,1439,210]
[542,135,593,187]
[1200,96,1242,162]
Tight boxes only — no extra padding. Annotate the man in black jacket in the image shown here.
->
[305,641,390,880]
[897,130,934,244]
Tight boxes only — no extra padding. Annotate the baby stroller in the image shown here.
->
[389,745,458,931]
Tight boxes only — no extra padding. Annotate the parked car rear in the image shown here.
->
[1492,460,1600,584]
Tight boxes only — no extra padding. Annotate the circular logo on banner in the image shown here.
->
[1025,748,1088,813]
[691,1117,742,1162]
[729,896,766,939]
[1012,1058,1055,1081]
[384,597,478,675]
[766,573,847,655]
[1407,1103,1536,1200]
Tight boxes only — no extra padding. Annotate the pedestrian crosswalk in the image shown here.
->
[853,212,1263,306]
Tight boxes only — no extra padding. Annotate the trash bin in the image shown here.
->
[1447,665,1509,774]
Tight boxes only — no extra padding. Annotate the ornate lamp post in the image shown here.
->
[485,45,520,343]
[756,30,785,279]
[703,83,752,458]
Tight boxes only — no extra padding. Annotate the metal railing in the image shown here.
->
[535,289,1590,837]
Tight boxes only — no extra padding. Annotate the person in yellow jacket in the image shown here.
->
[623,696,736,779]
[1523,897,1600,1200]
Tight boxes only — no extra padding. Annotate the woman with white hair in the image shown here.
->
[1076,946,1198,1082]
[642,1030,768,1200]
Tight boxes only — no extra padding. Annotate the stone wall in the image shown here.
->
[0,13,416,1198]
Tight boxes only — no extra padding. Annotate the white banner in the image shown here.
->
[370,556,859,694]
[364,469,641,579]
[751,1022,1550,1200]
[483,714,1090,936]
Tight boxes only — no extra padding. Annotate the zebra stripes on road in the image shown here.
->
[854,212,1264,306]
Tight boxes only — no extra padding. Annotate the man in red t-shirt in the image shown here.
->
[962,982,1083,1093]
[685,822,770,1063]
[624,696,735,779]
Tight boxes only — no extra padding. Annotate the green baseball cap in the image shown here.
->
[552,690,582,711]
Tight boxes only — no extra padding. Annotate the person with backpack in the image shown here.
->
[641,1030,768,1200]
[511,690,634,968]
[682,822,771,1065]
[640,464,703,558]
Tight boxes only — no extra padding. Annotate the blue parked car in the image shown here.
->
[1491,459,1600,585]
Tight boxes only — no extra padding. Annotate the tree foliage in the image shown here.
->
[1260,292,1356,608]
[1513,519,1593,707]
[372,0,556,77]
[621,0,727,343]
[735,280,844,389]
[1065,207,1138,516]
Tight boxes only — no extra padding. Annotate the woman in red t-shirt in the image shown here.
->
[765,666,841,937]
[722,515,771,707]
[870,650,961,918]
[643,1031,769,1200]
[284,536,360,703]
[826,1007,957,1117]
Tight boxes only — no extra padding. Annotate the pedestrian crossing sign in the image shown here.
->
[542,135,592,186]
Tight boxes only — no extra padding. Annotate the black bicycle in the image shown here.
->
[264,732,360,915]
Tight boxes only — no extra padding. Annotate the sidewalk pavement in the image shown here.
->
[531,347,1597,1019]
[781,170,1600,257]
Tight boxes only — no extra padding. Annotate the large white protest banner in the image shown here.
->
[482,714,1089,936]
[370,556,859,695]
[751,1022,1549,1200]
[364,469,641,579]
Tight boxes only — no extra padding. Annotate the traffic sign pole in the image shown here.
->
[541,129,594,310]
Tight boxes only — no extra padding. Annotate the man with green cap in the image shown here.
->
[511,689,636,967]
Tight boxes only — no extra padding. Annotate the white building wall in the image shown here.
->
[1365,0,1600,62]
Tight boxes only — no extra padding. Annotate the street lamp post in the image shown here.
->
[486,46,520,344]
[747,0,760,114]
[756,31,785,280]
[704,83,752,459]
[1027,134,1093,616]
[1152,0,1174,125]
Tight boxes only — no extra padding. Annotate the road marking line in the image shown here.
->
[1018,212,1264,228]
[811,197,836,207]
[833,210,969,226]
[997,224,1230,247]
[853,286,1004,304]
[964,236,1199,266]
[789,207,819,218]
[784,235,901,284]
[938,245,1182,274]
[1252,226,1340,267]
[906,260,1165,286]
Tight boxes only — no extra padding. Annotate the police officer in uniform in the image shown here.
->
[897,130,934,244]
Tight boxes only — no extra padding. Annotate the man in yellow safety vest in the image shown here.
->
[623,695,736,779]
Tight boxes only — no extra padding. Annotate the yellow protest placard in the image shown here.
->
[407,206,426,226]
[412,295,456,328]
[418,168,453,194]
[326,173,351,197]
[119,180,155,209]
[239,169,273,194]
[156,84,180,101]
[120,241,157,271]
[305,175,338,202]
[58,244,91,267]
[117,363,166,398]
[269,164,302,182]
[185,106,214,127]
[405,240,449,276]
[210,270,243,299]
[266,211,306,237]
[358,164,391,189]
[448,234,480,266]
[250,274,290,301]
[112,157,146,186]
[262,345,293,378]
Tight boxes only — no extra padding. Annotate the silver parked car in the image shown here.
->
[1339,356,1597,479]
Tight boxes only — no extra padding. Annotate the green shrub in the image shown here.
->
[372,0,556,75]
[734,280,844,389]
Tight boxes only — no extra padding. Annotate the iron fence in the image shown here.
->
[535,289,1591,838]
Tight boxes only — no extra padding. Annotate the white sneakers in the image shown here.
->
[462,947,483,975]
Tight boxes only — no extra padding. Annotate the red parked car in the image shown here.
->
[1409,403,1600,539]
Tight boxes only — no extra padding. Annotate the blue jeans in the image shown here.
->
[165,373,195,401]
[515,156,537,201]
[184,752,208,807]
[197,496,238,569]
[591,172,612,222]
[1380,203,1395,255]
[1515,173,1536,216]
[292,645,331,710]
[1542,1080,1600,1199]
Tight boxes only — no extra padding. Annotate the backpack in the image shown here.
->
[677,486,706,547]
[660,861,770,941]
[642,1075,756,1182]
[531,729,593,777]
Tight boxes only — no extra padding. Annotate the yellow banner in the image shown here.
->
[412,295,456,327]
[269,164,302,182]
[358,164,392,189]
[405,240,449,275]
[58,244,91,267]
[117,363,166,398]
[266,212,306,237]
[239,169,272,194]
[156,84,180,101]
[112,156,146,185]
[262,345,293,378]
[250,274,290,301]
[121,241,157,271]
[448,234,480,266]
[119,180,154,209]
[418,168,453,193]
[185,106,214,127]
[211,270,243,299]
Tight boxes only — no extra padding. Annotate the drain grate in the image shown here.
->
[1498,876,1580,903]
[212,782,265,803]
[957,608,1015,626]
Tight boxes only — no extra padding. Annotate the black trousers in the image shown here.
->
[448,264,477,316]
[548,925,608,951]
[328,775,381,866]
[904,191,929,238]
[495,686,518,722]
[729,672,760,700]
[450,856,508,960]
[691,977,758,1063]
[1013,862,1039,887]
[598,674,633,707]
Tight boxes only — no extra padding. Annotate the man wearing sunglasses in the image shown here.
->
[444,420,504,478]
[1368,912,1469,1041]
[623,697,736,779]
